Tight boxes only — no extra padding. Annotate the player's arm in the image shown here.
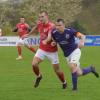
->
[51,38,57,46]
[42,31,52,45]
[42,31,57,46]
[12,23,19,32]
[29,25,37,35]
[42,24,55,45]
[0,29,3,36]
[22,25,37,39]
[28,27,31,32]
[12,27,18,32]
[26,24,32,32]
[76,32,86,48]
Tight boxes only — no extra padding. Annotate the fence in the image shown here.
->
[0,35,100,46]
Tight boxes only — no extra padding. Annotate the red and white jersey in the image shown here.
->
[37,21,58,52]
[16,23,29,37]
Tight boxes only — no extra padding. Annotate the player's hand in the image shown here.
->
[42,40,48,45]
[51,41,57,46]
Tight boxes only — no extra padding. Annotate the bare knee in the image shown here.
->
[32,57,42,67]
[53,64,61,73]
[32,60,38,67]
[17,43,22,46]
[77,68,83,76]
[69,63,77,73]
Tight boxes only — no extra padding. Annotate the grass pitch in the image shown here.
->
[0,46,100,100]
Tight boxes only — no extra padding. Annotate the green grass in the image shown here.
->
[0,46,100,100]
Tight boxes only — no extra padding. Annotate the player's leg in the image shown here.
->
[25,44,36,53]
[32,49,45,88]
[66,48,81,91]
[73,49,99,77]
[77,64,99,78]
[16,38,23,60]
[24,38,36,53]
[47,52,67,89]
[68,63,78,91]
[68,48,99,90]
[53,64,67,89]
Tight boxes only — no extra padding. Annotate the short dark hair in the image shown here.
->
[56,18,65,24]
[39,11,48,16]
[20,16,25,19]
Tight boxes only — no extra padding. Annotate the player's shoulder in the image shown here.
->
[52,28,57,34]
[65,27,73,31]
[16,23,21,28]
[48,21,55,28]
[24,23,29,25]
[65,27,77,33]
[48,21,54,25]
[24,23,29,27]
[16,23,21,26]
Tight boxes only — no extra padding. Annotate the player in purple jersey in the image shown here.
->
[43,18,99,91]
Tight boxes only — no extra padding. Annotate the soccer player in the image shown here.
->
[46,18,99,91]
[0,28,3,36]
[26,11,67,89]
[13,17,36,60]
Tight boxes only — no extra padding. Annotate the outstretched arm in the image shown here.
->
[76,32,86,48]
[22,25,37,39]
[12,27,18,32]
[29,25,37,35]
[42,32,52,45]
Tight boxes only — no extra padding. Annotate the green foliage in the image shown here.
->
[77,0,100,35]
[0,0,100,35]
[0,0,82,35]
[2,22,14,36]
[70,20,87,34]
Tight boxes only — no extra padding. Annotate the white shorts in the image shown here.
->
[66,48,81,67]
[17,37,29,45]
[35,49,59,64]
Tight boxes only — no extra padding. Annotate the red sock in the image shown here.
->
[32,65,40,76]
[17,46,21,56]
[57,72,66,83]
[29,47,36,53]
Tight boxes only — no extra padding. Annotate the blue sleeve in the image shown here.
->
[67,27,77,36]
[51,29,56,40]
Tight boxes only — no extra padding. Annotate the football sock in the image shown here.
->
[28,47,36,53]
[82,66,92,75]
[57,72,66,83]
[32,65,40,76]
[17,46,22,56]
[72,72,77,90]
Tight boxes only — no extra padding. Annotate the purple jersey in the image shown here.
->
[52,28,78,57]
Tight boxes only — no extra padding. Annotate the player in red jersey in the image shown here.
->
[13,17,36,60]
[25,11,67,89]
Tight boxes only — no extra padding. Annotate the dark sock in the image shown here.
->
[82,66,92,75]
[72,72,77,90]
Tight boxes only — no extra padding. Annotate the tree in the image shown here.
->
[0,0,83,35]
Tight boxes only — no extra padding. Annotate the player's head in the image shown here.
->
[55,19,65,32]
[39,11,49,23]
[20,17,25,23]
